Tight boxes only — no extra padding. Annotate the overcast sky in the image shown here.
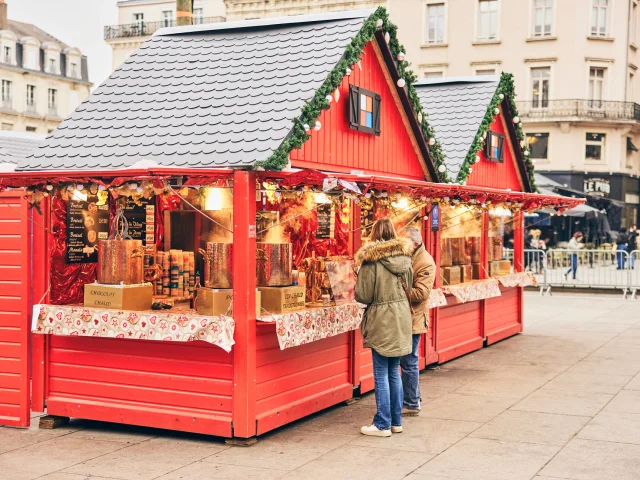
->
[10,0,119,89]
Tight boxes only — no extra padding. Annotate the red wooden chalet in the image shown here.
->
[0,10,580,437]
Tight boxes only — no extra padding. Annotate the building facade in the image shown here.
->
[105,0,226,71]
[222,0,640,229]
[0,1,91,135]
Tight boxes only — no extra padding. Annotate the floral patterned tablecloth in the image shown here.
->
[258,302,364,350]
[442,279,502,304]
[498,272,539,288]
[428,288,448,308]
[31,304,236,352]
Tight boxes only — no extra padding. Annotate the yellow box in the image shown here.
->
[196,288,261,317]
[460,264,473,283]
[489,260,511,277]
[84,283,153,311]
[440,266,461,286]
[258,286,305,314]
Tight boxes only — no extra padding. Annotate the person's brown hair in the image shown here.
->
[370,218,397,242]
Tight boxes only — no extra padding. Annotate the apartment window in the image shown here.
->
[48,58,56,74]
[70,62,78,78]
[194,8,204,24]
[632,2,638,44]
[591,0,609,37]
[48,88,57,114]
[586,133,605,161]
[424,71,444,78]
[26,126,36,132]
[589,67,605,107]
[486,131,505,162]
[1,123,13,131]
[532,0,553,37]
[162,10,173,27]
[527,133,549,160]
[531,67,550,108]
[3,46,10,63]
[425,3,446,44]
[476,69,496,75]
[26,84,36,110]
[477,0,499,41]
[133,12,144,24]
[1,79,11,108]
[630,72,635,102]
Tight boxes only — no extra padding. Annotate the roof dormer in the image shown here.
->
[0,30,17,66]
[19,36,40,70]
[63,46,82,79]
[42,40,61,75]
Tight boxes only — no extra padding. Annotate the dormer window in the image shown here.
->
[348,85,381,135]
[49,58,56,74]
[3,46,10,64]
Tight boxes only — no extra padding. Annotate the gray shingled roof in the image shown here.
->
[18,11,374,172]
[0,132,45,165]
[415,76,499,181]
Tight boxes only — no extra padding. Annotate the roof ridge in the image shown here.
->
[7,19,69,49]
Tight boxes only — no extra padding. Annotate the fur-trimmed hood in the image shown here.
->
[355,237,414,267]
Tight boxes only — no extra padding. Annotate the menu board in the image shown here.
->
[122,197,155,247]
[66,194,110,264]
[316,203,335,239]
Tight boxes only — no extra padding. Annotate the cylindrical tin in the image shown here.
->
[440,238,453,267]
[200,243,233,289]
[465,236,481,264]
[97,239,144,285]
[256,242,292,286]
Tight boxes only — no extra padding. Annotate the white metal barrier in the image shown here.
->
[630,250,640,299]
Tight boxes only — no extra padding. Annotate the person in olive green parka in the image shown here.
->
[355,218,413,437]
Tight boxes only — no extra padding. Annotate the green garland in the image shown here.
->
[254,7,450,182]
[456,72,538,192]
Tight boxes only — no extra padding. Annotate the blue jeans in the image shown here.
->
[617,245,627,270]
[566,253,578,279]
[400,334,421,410]
[371,349,403,430]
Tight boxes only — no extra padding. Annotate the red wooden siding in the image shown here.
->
[466,111,523,191]
[290,42,426,180]
[0,191,30,427]
[436,299,483,364]
[46,336,233,436]
[484,287,523,345]
[255,323,352,434]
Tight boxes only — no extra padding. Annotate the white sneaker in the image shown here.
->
[391,425,403,433]
[360,424,391,437]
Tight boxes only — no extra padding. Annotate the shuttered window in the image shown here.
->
[349,85,381,135]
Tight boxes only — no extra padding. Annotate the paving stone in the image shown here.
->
[349,417,482,454]
[439,349,521,372]
[578,411,640,445]
[603,390,640,414]
[0,424,80,455]
[202,430,355,471]
[419,393,517,423]
[624,372,640,390]
[280,445,432,480]
[470,410,590,446]
[566,358,640,376]
[511,389,613,417]
[155,461,287,479]
[63,437,228,480]
[511,349,590,366]
[454,378,540,399]
[419,368,486,388]
[0,436,126,477]
[39,474,123,480]
[65,420,157,444]
[291,404,377,435]
[541,438,640,480]
[413,437,560,480]
[542,372,632,395]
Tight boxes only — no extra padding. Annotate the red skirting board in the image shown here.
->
[45,336,233,436]
[436,297,484,364]
[484,287,523,345]
[255,323,353,435]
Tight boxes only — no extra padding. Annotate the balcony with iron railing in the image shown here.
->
[516,99,640,122]
[104,16,226,40]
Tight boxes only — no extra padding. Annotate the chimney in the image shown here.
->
[176,0,194,27]
[0,1,7,31]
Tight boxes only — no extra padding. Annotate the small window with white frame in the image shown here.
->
[194,8,204,25]
[531,67,550,108]
[424,2,446,44]
[585,132,606,161]
[526,133,549,161]
[532,0,554,37]
[3,45,10,64]
[476,68,496,75]
[424,71,444,78]
[1,79,12,108]
[590,0,610,37]
[477,0,499,41]
[588,67,606,108]
[162,10,173,27]
[632,1,639,44]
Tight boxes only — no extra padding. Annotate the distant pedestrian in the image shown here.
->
[565,232,584,280]
[355,218,413,437]
[628,225,638,269]
[617,231,629,270]
[400,227,436,417]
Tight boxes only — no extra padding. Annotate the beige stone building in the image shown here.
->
[222,0,640,228]
[0,1,91,135]
[106,0,227,71]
